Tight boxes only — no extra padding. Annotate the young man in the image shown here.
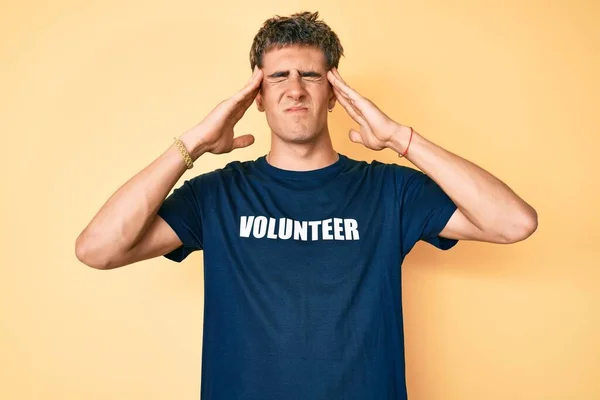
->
[75,11,537,400]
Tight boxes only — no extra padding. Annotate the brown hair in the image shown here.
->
[249,11,344,71]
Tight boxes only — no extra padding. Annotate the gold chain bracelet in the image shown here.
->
[173,137,194,169]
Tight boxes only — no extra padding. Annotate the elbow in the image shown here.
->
[75,235,112,270]
[500,208,538,244]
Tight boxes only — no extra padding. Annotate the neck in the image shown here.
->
[267,130,338,171]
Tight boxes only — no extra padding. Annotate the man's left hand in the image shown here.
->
[327,67,406,152]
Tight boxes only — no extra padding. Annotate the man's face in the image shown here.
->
[256,45,336,143]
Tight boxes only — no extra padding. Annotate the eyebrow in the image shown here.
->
[266,70,323,78]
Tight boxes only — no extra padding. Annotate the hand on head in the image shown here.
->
[327,67,402,151]
[180,67,264,155]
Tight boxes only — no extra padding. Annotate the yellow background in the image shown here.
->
[1,0,598,399]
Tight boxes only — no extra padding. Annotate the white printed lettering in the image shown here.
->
[240,216,254,237]
[293,220,308,241]
[333,218,344,240]
[240,216,360,241]
[253,216,268,238]
[322,218,333,240]
[344,219,359,240]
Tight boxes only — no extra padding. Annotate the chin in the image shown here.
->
[277,127,322,144]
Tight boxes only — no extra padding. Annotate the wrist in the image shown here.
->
[386,124,415,155]
[179,128,209,161]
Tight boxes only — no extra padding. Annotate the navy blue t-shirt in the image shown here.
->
[157,153,458,400]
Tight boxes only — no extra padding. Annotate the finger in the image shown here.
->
[333,86,364,122]
[232,134,255,150]
[333,86,365,118]
[234,69,263,104]
[247,66,259,83]
[331,67,347,84]
[348,128,363,145]
[333,86,366,126]
[327,69,361,103]
[229,86,261,121]
[240,84,260,109]
[249,67,263,88]
[243,69,263,96]
[231,89,260,122]
[227,84,259,119]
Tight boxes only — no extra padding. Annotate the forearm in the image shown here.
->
[75,134,206,266]
[388,125,537,240]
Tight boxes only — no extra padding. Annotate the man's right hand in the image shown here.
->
[76,67,265,269]
[180,67,264,159]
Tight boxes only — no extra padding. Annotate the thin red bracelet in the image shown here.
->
[398,126,414,158]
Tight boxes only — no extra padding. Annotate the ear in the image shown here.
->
[327,90,336,111]
[255,92,265,112]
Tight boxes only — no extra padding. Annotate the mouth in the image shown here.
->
[285,107,309,113]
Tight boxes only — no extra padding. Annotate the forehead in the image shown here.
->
[262,45,327,71]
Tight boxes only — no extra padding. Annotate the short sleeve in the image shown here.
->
[396,165,459,257]
[156,176,205,262]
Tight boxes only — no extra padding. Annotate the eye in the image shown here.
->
[265,74,322,84]
[266,76,287,83]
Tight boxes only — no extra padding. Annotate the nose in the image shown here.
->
[285,75,307,102]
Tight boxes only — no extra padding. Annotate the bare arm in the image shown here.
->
[387,127,538,243]
[327,67,537,244]
[75,67,264,269]
[75,140,205,269]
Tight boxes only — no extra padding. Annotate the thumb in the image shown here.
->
[231,134,255,150]
[348,129,363,144]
